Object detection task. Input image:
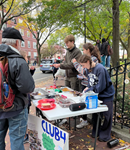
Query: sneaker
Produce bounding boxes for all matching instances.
[59,119,67,126]
[76,119,88,129]
[23,134,29,144]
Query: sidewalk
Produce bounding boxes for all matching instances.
[5,77,130,150]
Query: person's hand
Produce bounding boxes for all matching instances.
[83,87,88,93]
[30,66,35,70]
[53,64,60,68]
[71,58,77,63]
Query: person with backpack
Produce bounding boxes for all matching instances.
[0,27,35,150]
[100,38,108,66]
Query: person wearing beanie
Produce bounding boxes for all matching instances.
[0,27,35,150]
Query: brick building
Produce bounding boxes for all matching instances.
[0,17,37,63]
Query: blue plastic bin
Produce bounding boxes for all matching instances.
[85,92,98,109]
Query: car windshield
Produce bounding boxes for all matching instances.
[42,60,53,64]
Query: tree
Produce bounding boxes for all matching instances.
[47,27,72,48]
[119,0,130,61]
[0,0,39,30]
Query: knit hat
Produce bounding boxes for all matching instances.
[2,27,24,41]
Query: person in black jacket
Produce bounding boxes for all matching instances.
[0,27,35,150]
[19,50,36,143]
[100,38,108,66]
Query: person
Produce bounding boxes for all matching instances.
[52,59,59,80]
[100,38,108,66]
[53,34,82,91]
[19,50,36,143]
[0,27,35,150]
[106,41,111,68]
[95,39,101,53]
[33,59,37,66]
[53,34,82,125]
[72,43,101,128]
[73,54,115,142]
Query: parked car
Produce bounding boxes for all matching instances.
[40,59,62,73]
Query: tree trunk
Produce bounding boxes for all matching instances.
[112,0,120,66]
[127,12,130,62]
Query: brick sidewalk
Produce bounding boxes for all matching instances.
[5,77,130,150]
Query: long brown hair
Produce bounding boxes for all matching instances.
[83,43,101,63]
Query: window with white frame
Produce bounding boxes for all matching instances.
[28,41,31,48]
[33,52,37,58]
[21,41,25,47]
[33,42,36,49]
[19,19,23,23]
[28,52,31,56]
[32,34,35,39]
[19,29,24,36]
[27,31,30,37]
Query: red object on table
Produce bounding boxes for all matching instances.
[61,95,67,99]
[37,103,56,110]
[50,85,57,89]
[37,99,56,110]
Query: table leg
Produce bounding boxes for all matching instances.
[57,120,59,127]
[69,118,70,130]
[74,117,76,131]
[94,113,100,150]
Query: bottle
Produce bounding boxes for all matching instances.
[3,82,9,98]
[107,139,119,148]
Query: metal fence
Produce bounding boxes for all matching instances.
[108,60,130,129]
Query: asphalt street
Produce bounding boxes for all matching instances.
[33,67,53,84]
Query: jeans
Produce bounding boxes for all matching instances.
[101,55,106,66]
[106,56,111,67]
[0,108,28,150]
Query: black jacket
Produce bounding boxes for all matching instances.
[0,44,35,111]
[100,38,108,55]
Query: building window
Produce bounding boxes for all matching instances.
[28,52,31,56]
[33,42,36,49]
[19,29,24,36]
[27,31,30,37]
[12,18,17,24]
[21,41,25,47]
[32,34,35,39]
[19,19,23,23]
[33,52,37,58]
[28,41,31,48]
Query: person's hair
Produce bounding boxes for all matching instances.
[83,43,101,63]
[2,38,17,45]
[19,50,27,59]
[64,34,75,43]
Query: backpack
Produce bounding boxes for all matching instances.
[107,45,113,56]
[0,55,24,111]
[0,58,15,111]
